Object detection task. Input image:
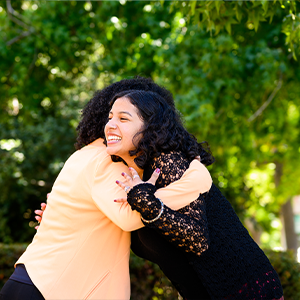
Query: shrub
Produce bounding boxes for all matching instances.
[0,243,28,288]
[130,252,179,300]
[265,249,300,300]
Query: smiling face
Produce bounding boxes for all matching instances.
[105,96,144,166]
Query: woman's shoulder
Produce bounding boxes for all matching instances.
[151,151,189,168]
[146,151,190,187]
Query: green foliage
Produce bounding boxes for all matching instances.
[0,0,300,248]
[0,0,97,242]
[148,12,300,231]
[171,1,300,59]
[265,249,300,300]
[130,252,179,300]
[0,115,77,243]
[0,243,27,287]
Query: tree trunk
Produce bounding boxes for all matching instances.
[244,218,262,246]
[281,198,298,255]
[274,162,298,254]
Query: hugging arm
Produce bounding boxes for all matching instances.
[127,152,210,256]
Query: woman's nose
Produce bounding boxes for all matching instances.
[107,119,117,129]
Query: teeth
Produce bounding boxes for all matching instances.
[107,136,121,141]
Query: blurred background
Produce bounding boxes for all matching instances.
[1,0,300,298]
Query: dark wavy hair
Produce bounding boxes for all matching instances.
[75,76,175,149]
[108,90,214,168]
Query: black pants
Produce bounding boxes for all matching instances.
[0,279,44,300]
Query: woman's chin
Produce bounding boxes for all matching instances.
[105,147,116,156]
[106,148,124,161]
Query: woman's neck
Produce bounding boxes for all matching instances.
[126,159,144,178]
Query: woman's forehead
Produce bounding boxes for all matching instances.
[110,97,138,114]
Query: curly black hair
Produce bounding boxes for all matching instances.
[76,76,214,166]
[108,90,214,168]
[75,76,175,150]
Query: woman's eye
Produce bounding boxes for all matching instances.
[120,118,128,121]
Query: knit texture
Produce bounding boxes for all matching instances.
[129,152,283,300]
[127,152,209,256]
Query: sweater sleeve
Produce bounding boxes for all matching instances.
[127,152,210,256]
[154,159,212,210]
[91,155,144,232]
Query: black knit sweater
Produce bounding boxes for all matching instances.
[128,152,283,300]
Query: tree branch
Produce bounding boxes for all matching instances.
[6,0,31,30]
[5,0,36,46]
[6,30,33,46]
[6,0,19,16]
[248,76,283,122]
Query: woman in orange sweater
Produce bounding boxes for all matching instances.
[0,77,209,300]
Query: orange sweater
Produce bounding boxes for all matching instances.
[16,138,211,300]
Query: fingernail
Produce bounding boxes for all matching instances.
[129,167,132,170]
[114,200,117,202]
[116,180,119,184]
[121,172,125,176]
[155,168,160,173]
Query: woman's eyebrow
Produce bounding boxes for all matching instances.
[118,111,133,117]
[109,110,133,117]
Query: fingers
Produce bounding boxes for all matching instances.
[116,168,144,194]
[35,209,44,217]
[35,216,42,223]
[128,167,143,184]
[35,209,43,230]
[116,179,131,193]
[35,204,45,222]
[128,167,139,179]
[35,197,48,231]
[147,168,160,185]
[114,198,127,203]
[121,171,134,184]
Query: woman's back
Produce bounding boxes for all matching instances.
[134,152,283,300]
[15,140,135,300]
[191,184,283,299]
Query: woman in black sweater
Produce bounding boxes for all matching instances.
[109,89,284,300]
